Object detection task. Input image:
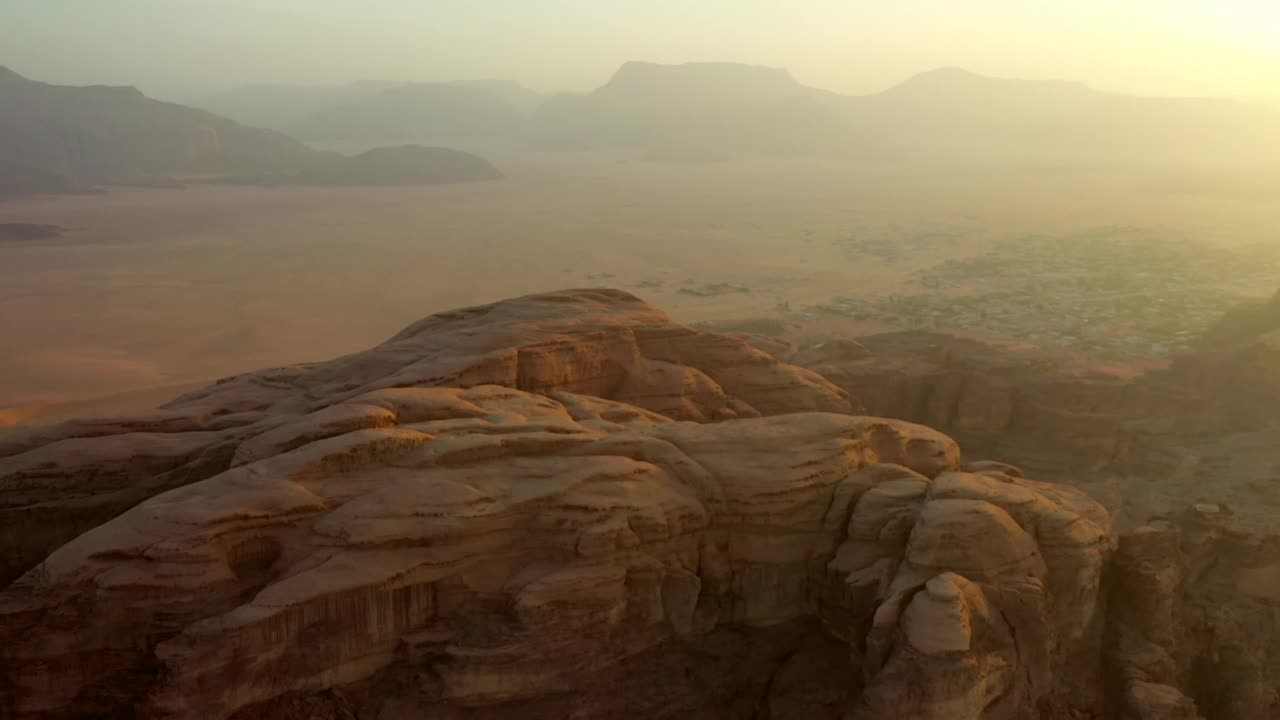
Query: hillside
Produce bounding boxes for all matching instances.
[195,80,403,129]
[293,145,504,185]
[0,68,504,196]
[526,62,1280,166]
[158,61,1280,166]
[841,67,1280,166]
[458,78,545,113]
[528,61,842,151]
[1200,288,1280,347]
[285,82,528,143]
[0,66,315,195]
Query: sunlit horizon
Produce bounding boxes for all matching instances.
[3,0,1279,103]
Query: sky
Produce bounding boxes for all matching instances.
[3,0,1279,103]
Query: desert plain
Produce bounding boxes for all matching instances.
[3,153,1279,424]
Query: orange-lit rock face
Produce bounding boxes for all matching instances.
[0,289,852,587]
[2,383,1113,720]
[1,289,1276,720]
[2,384,964,719]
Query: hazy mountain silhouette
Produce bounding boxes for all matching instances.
[196,80,403,129]
[593,61,821,109]
[226,145,504,187]
[7,61,1276,189]
[0,66,316,195]
[0,68,504,196]
[457,79,545,114]
[526,61,1280,166]
[528,61,839,151]
[840,67,1280,166]
[199,79,544,133]
[285,83,528,144]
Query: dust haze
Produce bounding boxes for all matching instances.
[3,48,1279,414]
[4,4,1280,720]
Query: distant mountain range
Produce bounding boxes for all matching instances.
[0,67,503,196]
[196,80,404,130]
[284,83,528,143]
[193,61,1279,167]
[530,62,1280,166]
[528,62,838,152]
[197,79,546,133]
[5,60,1279,197]
[835,67,1280,166]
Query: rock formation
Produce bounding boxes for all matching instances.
[1108,504,1280,720]
[0,289,850,586]
[0,289,1276,719]
[768,326,1280,531]
[1198,289,1280,349]
[1164,290,1280,428]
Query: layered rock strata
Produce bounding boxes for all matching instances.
[1,289,1276,719]
[0,289,850,585]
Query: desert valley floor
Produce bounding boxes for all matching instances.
[2,155,1279,421]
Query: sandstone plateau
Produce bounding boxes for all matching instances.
[1,289,1277,719]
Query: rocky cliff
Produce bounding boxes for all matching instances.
[0,289,1275,719]
[751,324,1280,531]
[0,289,851,587]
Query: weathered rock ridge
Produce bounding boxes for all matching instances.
[750,325,1280,531]
[0,288,850,585]
[0,289,1276,719]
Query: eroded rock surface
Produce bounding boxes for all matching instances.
[788,330,1151,470]
[1,289,1276,720]
[1109,504,1280,720]
[3,382,1122,720]
[770,326,1280,532]
[0,289,850,585]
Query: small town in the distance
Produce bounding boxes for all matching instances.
[2,4,1280,719]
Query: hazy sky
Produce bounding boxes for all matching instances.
[3,1,1279,102]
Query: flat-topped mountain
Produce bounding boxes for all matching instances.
[529,61,840,151]
[0,68,503,195]
[876,66,1095,103]
[594,61,818,108]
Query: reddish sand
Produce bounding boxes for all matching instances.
[2,155,1277,418]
